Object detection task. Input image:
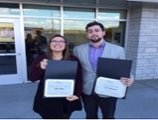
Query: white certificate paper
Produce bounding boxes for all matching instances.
[94,77,126,98]
[44,79,74,97]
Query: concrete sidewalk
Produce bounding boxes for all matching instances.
[0,79,158,119]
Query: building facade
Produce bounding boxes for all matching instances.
[0,0,158,85]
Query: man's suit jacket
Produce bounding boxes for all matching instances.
[73,42,128,95]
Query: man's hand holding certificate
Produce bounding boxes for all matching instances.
[120,77,134,87]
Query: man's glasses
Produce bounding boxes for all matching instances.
[50,40,66,45]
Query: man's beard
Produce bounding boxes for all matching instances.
[90,37,102,43]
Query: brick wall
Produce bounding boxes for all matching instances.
[127,3,158,80]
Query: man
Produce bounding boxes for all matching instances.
[73,21,134,119]
[34,30,47,54]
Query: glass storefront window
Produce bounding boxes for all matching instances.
[0,56,17,75]
[64,20,91,53]
[0,3,20,15]
[99,21,126,47]
[64,7,95,19]
[98,9,127,19]
[23,4,60,17]
[24,18,60,73]
[24,18,60,42]
[0,20,15,53]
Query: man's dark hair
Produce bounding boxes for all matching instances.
[85,21,105,31]
[36,30,41,35]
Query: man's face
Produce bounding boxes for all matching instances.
[87,25,105,43]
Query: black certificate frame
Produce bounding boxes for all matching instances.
[43,60,78,98]
[93,57,132,98]
[97,57,132,79]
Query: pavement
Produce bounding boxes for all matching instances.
[0,79,158,119]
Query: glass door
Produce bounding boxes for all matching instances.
[0,18,24,85]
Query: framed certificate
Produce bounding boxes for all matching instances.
[44,79,74,98]
[94,77,126,98]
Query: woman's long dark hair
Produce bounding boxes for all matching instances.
[46,34,70,60]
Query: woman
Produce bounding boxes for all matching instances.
[25,33,34,64]
[25,33,33,44]
[29,34,82,119]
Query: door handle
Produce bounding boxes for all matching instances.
[0,54,5,56]
[0,53,20,56]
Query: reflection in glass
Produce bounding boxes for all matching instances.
[64,7,95,19]
[23,4,60,17]
[24,18,60,41]
[99,21,126,47]
[64,20,91,53]
[0,22,15,53]
[0,56,17,75]
[98,9,127,19]
[0,3,20,15]
[24,18,60,74]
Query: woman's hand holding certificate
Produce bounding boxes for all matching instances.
[66,95,79,101]
[40,59,48,69]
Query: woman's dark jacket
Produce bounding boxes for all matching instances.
[29,55,82,118]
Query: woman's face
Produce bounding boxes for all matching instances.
[50,36,66,52]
